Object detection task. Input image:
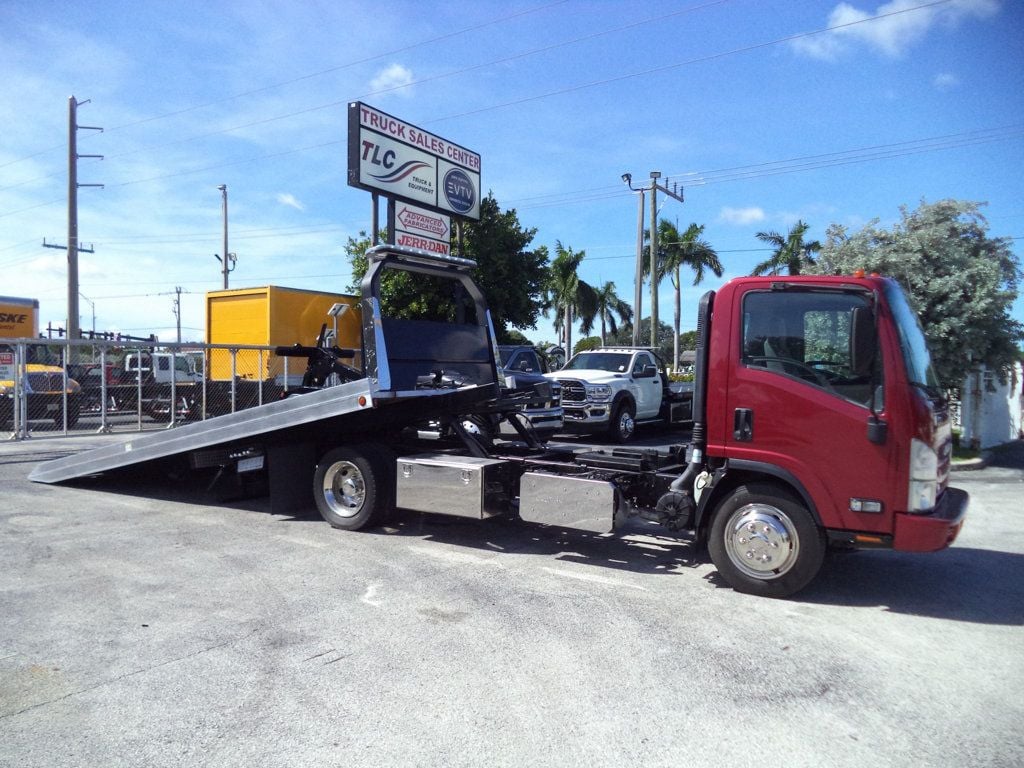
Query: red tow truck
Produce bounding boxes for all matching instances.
[30,247,966,598]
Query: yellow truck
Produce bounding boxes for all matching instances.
[0,296,39,340]
[205,286,361,384]
[1,297,82,429]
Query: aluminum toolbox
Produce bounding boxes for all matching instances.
[396,453,513,519]
[518,471,617,533]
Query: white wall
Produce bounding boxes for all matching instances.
[960,362,1023,449]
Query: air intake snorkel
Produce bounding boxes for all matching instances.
[670,289,713,494]
[654,290,713,529]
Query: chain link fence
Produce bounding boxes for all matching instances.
[1,338,317,440]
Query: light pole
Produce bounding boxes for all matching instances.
[79,291,95,337]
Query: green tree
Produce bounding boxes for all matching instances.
[810,199,1022,386]
[345,194,549,342]
[657,220,722,369]
[460,194,549,339]
[542,241,597,355]
[753,220,820,276]
[574,336,603,354]
[609,317,674,362]
[594,281,632,346]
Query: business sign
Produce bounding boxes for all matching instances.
[0,351,14,382]
[348,102,481,220]
[393,203,451,256]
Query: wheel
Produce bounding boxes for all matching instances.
[53,402,80,427]
[313,444,393,530]
[609,400,636,443]
[708,482,825,598]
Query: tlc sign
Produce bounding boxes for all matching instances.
[347,101,481,220]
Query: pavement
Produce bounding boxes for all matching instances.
[1,432,1022,768]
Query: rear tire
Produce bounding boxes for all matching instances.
[313,444,394,530]
[708,482,825,598]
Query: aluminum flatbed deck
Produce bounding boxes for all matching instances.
[28,379,379,484]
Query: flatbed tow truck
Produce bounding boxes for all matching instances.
[30,243,967,597]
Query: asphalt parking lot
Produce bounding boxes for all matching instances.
[1,432,1022,768]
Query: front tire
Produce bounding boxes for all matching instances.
[609,400,636,443]
[708,482,825,598]
[313,444,394,530]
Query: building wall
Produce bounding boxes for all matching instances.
[960,362,1023,449]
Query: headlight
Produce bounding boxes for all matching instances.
[908,438,938,512]
[585,384,613,402]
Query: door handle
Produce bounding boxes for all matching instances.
[734,408,753,441]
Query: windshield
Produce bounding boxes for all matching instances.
[883,280,942,389]
[563,352,632,373]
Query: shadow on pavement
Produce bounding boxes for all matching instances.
[50,448,1024,622]
[790,546,1024,626]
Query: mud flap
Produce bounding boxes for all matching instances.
[267,441,316,515]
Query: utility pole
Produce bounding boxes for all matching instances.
[214,184,236,289]
[65,96,103,347]
[621,174,646,347]
[172,286,183,343]
[622,170,683,348]
[649,171,660,348]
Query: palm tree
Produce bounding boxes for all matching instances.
[752,220,821,276]
[542,241,597,356]
[594,281,633,346]
[657,220,722,370]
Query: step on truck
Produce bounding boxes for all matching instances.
[29,245,967,598]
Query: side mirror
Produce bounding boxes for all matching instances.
[637,365,658,379]
[867,415,888,445]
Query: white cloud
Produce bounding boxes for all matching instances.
[792,0,1001,60]
[933,72,960,90]
[718,206,766,226]
[369,63,415,97]
[276,193,305,211]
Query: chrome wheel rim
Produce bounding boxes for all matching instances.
[618,410,635,439]
[322,460,365,517]
[723,503,799,579]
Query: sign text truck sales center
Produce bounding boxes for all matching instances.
[348,102,482,239]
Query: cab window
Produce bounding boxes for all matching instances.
[632,353,654,376]
[741,290,878,407]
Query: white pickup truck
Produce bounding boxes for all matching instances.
[546,346,692,442]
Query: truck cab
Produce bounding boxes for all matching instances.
[693,274,966,595]
[548,347,685,442]
[496,344,563,438]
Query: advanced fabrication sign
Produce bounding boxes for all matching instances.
[348,102,481,220]
[393,203,451,256]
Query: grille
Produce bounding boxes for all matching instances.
[27,373,64,393]
[557,379,587,403]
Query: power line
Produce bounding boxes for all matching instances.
[0,0,572,171]
[97,1,729,174]
[103,0,574,134]
[0,0,964,203]
[510,124,1024,210]
[429,0,958,124]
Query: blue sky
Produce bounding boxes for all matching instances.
[2,0,1022,347]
